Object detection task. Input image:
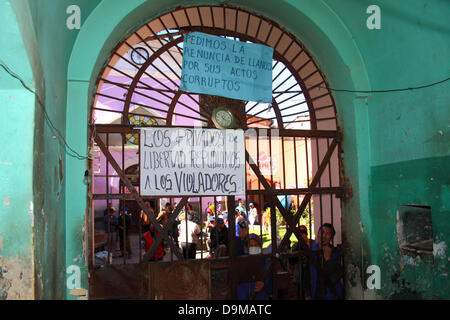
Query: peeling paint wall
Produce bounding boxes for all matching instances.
[372,157,450,299]
[0,0,36,300]
[0,257,33,300]
[6,0,100,299]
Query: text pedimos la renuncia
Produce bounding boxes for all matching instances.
[184,34,272,71]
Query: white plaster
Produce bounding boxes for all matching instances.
[0,256,33,299]
[433,241,447,258]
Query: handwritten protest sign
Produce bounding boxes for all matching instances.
[140,127,246,196]
[180,32,273,103]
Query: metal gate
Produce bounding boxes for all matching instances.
[87,5,345,300]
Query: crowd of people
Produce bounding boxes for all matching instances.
[102,198,343,300]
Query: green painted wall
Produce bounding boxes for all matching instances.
[1,0,448,299]
[0,0,35,299]
[372,156,450,299]
[26,0,100,300]
[25,0,100,300]
[3,0,101,299]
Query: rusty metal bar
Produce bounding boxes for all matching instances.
[99,78,175,93]
[214,195,218,258]
[199,196,203,260]
[137,136,142,263]
[316,138,324,248]
[86,187,340,199]
[184,202,188,259]
[93,193,139,200]
[122,132,126,265]
[89,137,95,269]
[278,100,308,114]
[293,137,299,231]
[257,128,263,245]
[227,195,237,299]
[327,138,335,246]
[91,124,338,138]
[106,133,110,265]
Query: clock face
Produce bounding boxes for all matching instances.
[215,109,233,128]
[130,47,149,65]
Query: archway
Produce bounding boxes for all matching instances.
[88,5,342,300]
[65,0,370,300]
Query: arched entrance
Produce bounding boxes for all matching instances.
[87,5,344,300]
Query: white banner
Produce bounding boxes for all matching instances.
[139,128,246,196]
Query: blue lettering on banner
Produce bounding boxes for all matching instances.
[179,32,273,103]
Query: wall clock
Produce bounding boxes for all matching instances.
[211,106,236,129]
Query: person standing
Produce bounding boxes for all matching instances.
[288,225,313,299]
[235,209,246,237]
[143,221,164,261]
[263,206,271,233]
[103,202,113,217]
[157,202,171,227]
[118,208,132,259]
[104,207,119,261]
[209,216,229,258]
[205,202,212,217]
[308,223,344,300]
[236,199,246,218]
[140,201,155,234]
[236,234,272,300]
[248,203,258,226]
[178,212,202,259]
[234,220,249,256]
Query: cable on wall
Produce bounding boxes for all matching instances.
[321,77,450,94]
[0,59,89,161]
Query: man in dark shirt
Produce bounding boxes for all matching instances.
[103,202,113,217]
[104,207,118,255]
[235,220,249,256]
[309,223,344,300]
[288,225,313,299]
[118,208,132,259]
[236,233,272,300]
[209,217,229,257]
